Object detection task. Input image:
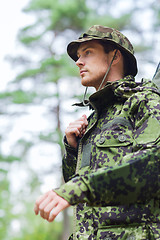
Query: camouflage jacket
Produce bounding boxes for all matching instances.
[55,76,160,240]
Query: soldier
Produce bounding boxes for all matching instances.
[34,25,160,239]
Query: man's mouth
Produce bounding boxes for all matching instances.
[80,70,87,76]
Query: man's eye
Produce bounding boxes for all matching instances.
[85,50,90,55]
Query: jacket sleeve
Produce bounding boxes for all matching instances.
[55,90,160,206]
[55,146,160,206]
[62,136,78,182]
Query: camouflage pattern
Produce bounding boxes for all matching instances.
[67,25,138,76]
[153,62,160,91]
[55,76,160,239]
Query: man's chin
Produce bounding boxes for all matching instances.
[81,79,92,87]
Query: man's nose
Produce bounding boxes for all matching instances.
[76,57,84,67]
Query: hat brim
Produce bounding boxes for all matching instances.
[67,37,138,76]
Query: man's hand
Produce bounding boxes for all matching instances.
[34,190,70,222]
[65,114,88,149]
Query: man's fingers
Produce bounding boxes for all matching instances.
[82,114,88,125]
[66,115,88,135]
[48,202,68,222]
[34,192,49,215]
[34,191,71,222]
[39,195,52,211]
[65,115,88,148]
[39,196,54,219]
[34,206,39,215]
[43,200,58,220]
[67,122,87,134]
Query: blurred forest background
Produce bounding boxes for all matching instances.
[0,0,160,239]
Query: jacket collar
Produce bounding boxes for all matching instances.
[73,75,135,110]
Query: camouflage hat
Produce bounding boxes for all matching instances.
[67,25,138,76]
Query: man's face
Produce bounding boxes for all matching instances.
[76,40,113,90]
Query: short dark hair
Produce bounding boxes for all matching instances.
[98,40,129,77]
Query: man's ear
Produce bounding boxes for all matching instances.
[112,49,121,65]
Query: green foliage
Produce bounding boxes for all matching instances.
[20,34,42,45]
[0,177,12,240]
[49,0,90,31]
[134,45,152,53]
[11,204,64,240]
[15,69,42,81]
[15,55,78,84]
[24,0,56,11]
[0,90,37,104]
[18,20,46,46]
[0,154,21,162]
[85,13,132,30]
[39,132,56,142]
[24,0,89,30]
[38,129,65,152]
[17,221,63,240]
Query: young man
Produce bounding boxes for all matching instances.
[34,25,160,240]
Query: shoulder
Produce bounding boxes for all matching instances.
[122,80,160,118]
[129,79,160,102]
